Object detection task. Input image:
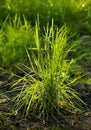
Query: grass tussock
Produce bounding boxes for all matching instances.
[11,22,86,120]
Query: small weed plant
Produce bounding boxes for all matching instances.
[11,22,85,120]
[0,14,34,67]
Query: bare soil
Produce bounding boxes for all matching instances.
[0,69,91,130]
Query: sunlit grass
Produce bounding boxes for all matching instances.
[11,22,86,121]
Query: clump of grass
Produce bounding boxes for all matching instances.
[11,22,85,121]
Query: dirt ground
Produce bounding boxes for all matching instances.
[0,69,91,130]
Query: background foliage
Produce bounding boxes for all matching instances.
[0,0,91,34]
